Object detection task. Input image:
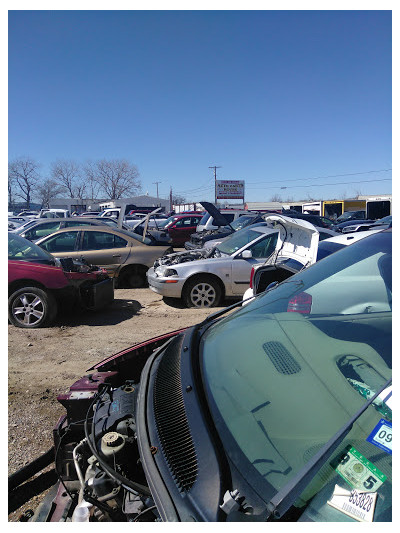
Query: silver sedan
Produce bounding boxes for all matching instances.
[147,225,281,307]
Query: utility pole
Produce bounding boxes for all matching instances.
[153,181,161,200]
[209,166,221,205]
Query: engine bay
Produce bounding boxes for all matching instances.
[51,373,157,522]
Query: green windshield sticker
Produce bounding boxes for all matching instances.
[335,446,386,492]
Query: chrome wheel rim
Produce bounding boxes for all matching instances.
[12,292,45,326]
[190,282,216,307]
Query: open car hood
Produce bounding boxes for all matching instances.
[200,201,231,227]
[263,214,319,266]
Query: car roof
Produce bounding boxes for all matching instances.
[321,229,383,245]
[36,225,133,238]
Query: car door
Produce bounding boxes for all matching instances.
[78,230,131,277]
[230,233,279,295]
[168,217,198,246]
[38,230,81,258]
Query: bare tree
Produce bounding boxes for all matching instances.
[269,194,282,202]
[306,193,318,201]
[51,159,81,198]
[90,159,141,199]
[74,180,87,200]
[83,160,102,201]
[8,157,41,208]
[8,175,15,208]
[172,193,186,204]
[36,179,65,208]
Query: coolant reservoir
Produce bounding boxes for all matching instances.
[72,501,92,522]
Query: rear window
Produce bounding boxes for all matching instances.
[316,241,345,261]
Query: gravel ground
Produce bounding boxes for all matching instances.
[8,286,231,521]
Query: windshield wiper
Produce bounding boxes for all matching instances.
[265,377,392,520]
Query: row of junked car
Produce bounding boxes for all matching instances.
[17,220,391,522]
[8,203,391,327]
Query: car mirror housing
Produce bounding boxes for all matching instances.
[241,250,252,259]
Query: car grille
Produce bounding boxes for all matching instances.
[263,341,301,375]
[153,337,198,492]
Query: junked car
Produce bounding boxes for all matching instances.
[35,226,173,288]
[243,229,385,302]
[8,233,114,328]
[342,215,392,234]
[185,202,266,250]
[138,213,204,247]
[147,215,319,307]
[31,229,391,522]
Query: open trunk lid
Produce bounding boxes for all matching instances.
[263,214,319,266]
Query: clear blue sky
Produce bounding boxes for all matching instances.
[8,9,392,204]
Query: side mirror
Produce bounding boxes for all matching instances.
[266,281,279,291]
[241,250,253,259]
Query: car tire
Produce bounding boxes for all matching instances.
[8,287,57,328]
[183,276,222,308]
[118,266,148,288]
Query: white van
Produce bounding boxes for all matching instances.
[39,209,71,218]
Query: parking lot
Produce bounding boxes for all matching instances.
[8,287,227,521]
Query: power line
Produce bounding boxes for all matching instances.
[246,168,392,186]
[246,177,392,190]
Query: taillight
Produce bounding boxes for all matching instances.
[249,266,255,289]
[287,292,312,314]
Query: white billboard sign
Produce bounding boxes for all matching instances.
[216,180,245,200]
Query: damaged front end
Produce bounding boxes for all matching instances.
[31,329,187,522]
[59,258,114,310]
[154,248,216,268]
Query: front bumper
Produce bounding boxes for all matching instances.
[82,277,114,310]
[146,268,184,298]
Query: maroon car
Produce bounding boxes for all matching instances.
[160,213,203,247]
[8,233,114,328]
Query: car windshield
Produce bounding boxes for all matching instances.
[8,233,56,263]
[373,215,392,225]
[200,231,391,518]
[337,211,358,222]
[216,227,272,255]
[161,216,180,229]
[13,219,38,233]
[230,215,256,231]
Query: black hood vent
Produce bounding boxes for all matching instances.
[153,337,198,492]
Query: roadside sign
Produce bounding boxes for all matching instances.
[216,180,245,200]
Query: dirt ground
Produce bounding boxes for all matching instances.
[8,287,231,521]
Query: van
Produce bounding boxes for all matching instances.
[39,209,71,218]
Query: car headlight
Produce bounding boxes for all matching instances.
[155,266,178,277]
